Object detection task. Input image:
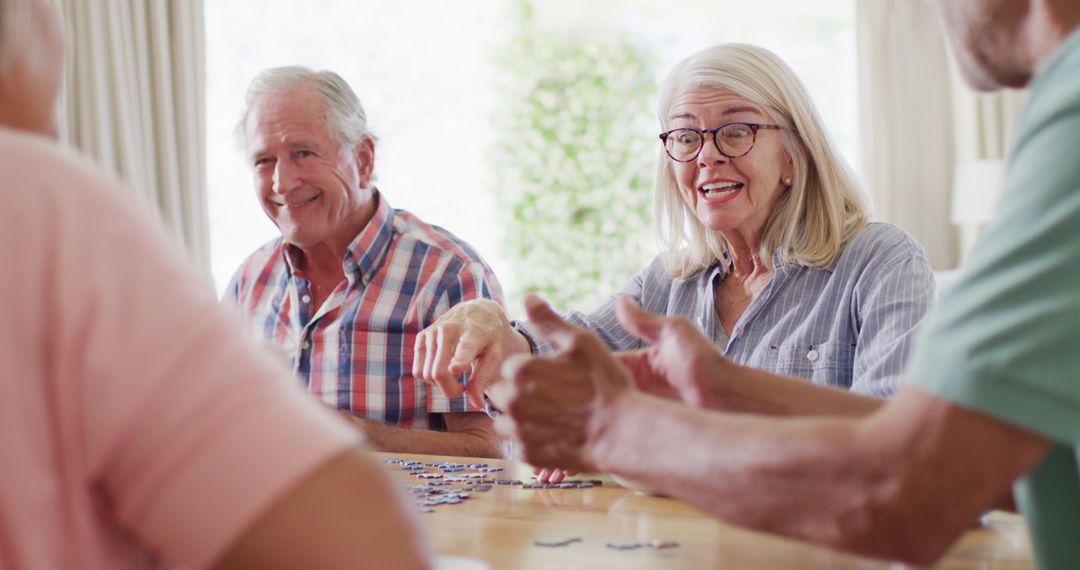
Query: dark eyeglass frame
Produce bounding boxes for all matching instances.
[659,122,784,162]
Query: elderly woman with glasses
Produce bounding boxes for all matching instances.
[414,43,934,479]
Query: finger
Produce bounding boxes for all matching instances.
[465,377,484,409]
[614,295,665,344]
[498,352,535,386]
[465,349,501,408]
[500,354,592,411]
[426,332,464,399]
[536,467,566,484]
[499,422,580,473]
[422,330,436,380]
[412,331,428,381]
[523,294,586,352]
[512,429,589,474]
[450,329,490,376]
[487,373,516,412]
[431,326,463,384]
[614,349,649,375]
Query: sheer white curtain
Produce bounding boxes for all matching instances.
[952,87,1027,162]
[856,0,958,269]
[55,0,209,274]
[950,75,1027,257]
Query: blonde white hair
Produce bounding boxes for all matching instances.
[655,43,869,278]
[235,66,375,152]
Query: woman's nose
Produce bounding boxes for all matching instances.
[697,133,728,166]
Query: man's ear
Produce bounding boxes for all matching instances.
[355,137,376,187]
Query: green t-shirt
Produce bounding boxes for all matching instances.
[907,28,1080,568]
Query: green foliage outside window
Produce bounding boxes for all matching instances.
[491,0,660,316]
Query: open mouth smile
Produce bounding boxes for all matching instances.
[698,181,744,201]
[275,194,320,209]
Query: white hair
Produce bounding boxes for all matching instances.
[655,43,869,279]
[235,66,375,151]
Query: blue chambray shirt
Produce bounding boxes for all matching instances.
[518,223,935,398]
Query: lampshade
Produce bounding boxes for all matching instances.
[951,159,1005,225]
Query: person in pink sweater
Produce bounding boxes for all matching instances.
[0,1,430,567]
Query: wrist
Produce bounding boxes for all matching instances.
[584,389,647,473]
[504,324,533,355]
[692,351,737,410]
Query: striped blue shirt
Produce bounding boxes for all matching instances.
[519,223,935,397]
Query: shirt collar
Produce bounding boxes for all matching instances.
[282,189,396,285]
[344,189,395,284]
[708,247,828,280]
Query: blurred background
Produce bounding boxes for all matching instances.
[54,0,1025,316]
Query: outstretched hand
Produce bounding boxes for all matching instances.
[412,299,516,407]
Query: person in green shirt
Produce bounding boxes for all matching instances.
[485,0,1080,566]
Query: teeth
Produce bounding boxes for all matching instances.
[701,182,741,194]
[284,195,318,208]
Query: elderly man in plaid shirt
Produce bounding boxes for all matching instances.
[227,66,505,458]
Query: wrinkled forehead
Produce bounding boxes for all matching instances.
[666,85,768,125]
[246,89,331,138]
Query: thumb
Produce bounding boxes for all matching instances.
[614,295,664,344]
[465,349,500,408]
[615,349,649,375]
[523,294,578,350]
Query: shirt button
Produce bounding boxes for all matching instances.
[302,341,311,350]
[806,349,819,362]
[301,295,311,304]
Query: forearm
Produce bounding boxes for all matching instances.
[591,393,894,551]
[347,414,507,458]
[587,388,1047,564]
[701,362,885,417]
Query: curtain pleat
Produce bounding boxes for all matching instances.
[56,0,209,276]
[857,0,1027,269]
[856,0,958,269]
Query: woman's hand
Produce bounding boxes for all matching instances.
[613,296,730,409]
[534,466,577,484]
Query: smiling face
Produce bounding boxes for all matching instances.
[666,85,792,240]
[245,84,376,252]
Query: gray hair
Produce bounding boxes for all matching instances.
[654,43,869,279]
[235,66,375,151]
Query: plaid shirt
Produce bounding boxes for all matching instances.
[226,192,504,428]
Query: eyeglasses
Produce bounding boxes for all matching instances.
[659,122,783,162]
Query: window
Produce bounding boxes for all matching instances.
[206,0,854,314]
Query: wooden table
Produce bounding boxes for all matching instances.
[377,452,1034,569]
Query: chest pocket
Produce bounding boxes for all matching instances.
[767,340,855,388]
